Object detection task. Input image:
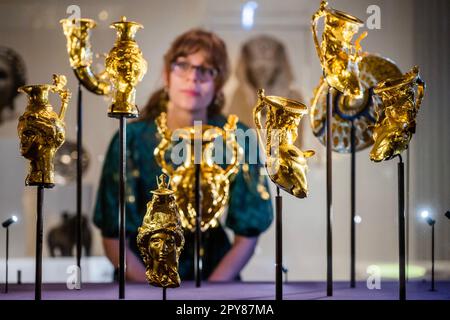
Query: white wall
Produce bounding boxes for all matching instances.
[0,0,446,282]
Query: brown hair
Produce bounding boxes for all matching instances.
[140,29,230,121]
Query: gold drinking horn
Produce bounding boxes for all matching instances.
[253,88,315,198]
[60,18,111,95]
[311,0,367,98]
[370,66,425,162]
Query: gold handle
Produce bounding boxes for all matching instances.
[223,115,242,180]
[154,112,175,176]
[51,74,71,121]
[311,1,328,69]
[415,75,425,112]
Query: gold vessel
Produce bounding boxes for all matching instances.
[137,174,185,288]
[60,18,111,95]
[17,75,70,187]
[154,112,242,232]
[370,66,425,162]
[310,54,402,153]
[253,89,314,198]
[105,16,147,118]
[312,0,367,98]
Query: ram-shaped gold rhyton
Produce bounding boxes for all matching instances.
[253,89,314,198]
[370,66,425,162]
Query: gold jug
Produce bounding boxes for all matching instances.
[312,0,367,98]
[17,75,70,188]
[370,66,425,162]
[253,89,315,198]
[105,16,148,118]
[154,112,242,232]
[137,174,185,288]
[60,18,111,95]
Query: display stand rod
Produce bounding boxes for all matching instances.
[35,185,44,300]
[119,116,127,299]
[350,120,356,288]
[431,223,435,291]
[76,82,83,285]
[5,227,9,293]
[195,162,202,287]
[397,154,406,300]
[163,287,167,300]
[326,86,333,297]
[275,187,283,301]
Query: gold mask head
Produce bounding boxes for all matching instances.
[370,66,425,162]
[17,75,70,187]
[137,174,185,288]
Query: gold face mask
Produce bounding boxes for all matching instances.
[370,66,425,162]
[137,174,185,288]
[312,0,367,98]
[154,112,242,232]
[17,75,70,187]
[253,89,315,198]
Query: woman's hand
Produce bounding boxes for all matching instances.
[207,235,258,282]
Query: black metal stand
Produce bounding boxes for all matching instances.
[275,187,283,301]
[163,287,167,300]
[36,185,44,300]
[17,270,21,285]
[397,154,406,300]
[76,82,83,287]
[194,163,202,287]
[4,227,9,293]
[350,120,356,288]
[326,87,333,296]
[118,116,127,299]
[431,223,435,291]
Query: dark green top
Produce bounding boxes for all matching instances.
[93,114,273,280]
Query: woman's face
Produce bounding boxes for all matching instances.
[165,50,216,114]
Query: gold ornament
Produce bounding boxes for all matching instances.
[154,112,242,232]
[105,16,147,118]
[370,66,425,162]
[310,54,402,153]
[253,89,315,198]
[137,174,185,288]
[60,18,111,95]
[17,74,70,187]
[312,0,367,98]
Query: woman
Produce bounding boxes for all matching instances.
[94,29,273,282]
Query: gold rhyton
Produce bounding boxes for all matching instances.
[312,0,367,98]
[60,18,111,95]
[154,112,242,232]
[17,75,70,188]
[105,16,148,118]
[370,66,425,162]
[137,174,185,288]
[253,89,315,198]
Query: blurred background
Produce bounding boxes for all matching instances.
[0,0,448,283]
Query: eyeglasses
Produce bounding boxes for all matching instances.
[171,61,218,82]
